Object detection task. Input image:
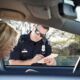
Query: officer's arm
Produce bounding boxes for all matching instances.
[9,54,44,65]
[9,59,35,65]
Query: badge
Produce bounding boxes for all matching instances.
[21,49,28,53]
[41,45,45,52]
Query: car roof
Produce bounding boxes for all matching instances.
[0,0,80,35]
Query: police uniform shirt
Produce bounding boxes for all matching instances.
[10,34,52,60]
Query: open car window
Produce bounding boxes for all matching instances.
[1,19,79,67]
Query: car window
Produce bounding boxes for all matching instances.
[1,19,79,67]
[64,0,80,22]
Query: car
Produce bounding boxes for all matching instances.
[0,0,80,80]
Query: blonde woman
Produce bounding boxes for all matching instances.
[0,21,20,70]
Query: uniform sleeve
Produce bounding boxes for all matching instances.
[9,35,24,60]
[44,40,52,57]
[10,34,28,60]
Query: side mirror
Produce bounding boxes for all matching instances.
[58,3,77,19]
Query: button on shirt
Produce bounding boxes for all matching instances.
[10,34,52,60]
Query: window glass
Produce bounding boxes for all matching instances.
[2,19,79,67]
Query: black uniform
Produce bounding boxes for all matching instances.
[10,33,52,61]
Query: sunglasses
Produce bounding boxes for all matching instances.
[35,28,46,38]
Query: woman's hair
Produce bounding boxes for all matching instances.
[0,21,19,58]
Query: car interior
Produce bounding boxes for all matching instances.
[0,0,80,80]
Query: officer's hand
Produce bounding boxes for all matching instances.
[44,58,56,66]
[32,54,44,63]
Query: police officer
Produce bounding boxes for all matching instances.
[9,25,54,66]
